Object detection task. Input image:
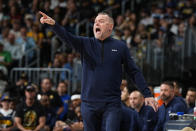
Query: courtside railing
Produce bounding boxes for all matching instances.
[10,68,73,95]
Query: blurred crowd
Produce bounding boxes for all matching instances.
[0,0,196,130]
[0,77,195,130]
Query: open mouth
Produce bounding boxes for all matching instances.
[96,28,101,33]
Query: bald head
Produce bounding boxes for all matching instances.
[132,90,143,96]
[129,90,144,112]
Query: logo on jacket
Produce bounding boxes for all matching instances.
[112,49,118,52]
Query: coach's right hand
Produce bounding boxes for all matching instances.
[39,11,55,25]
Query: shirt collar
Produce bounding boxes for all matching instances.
[96,36,112,43]
[164,97,175,108]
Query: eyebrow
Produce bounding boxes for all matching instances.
[95,18,106,22]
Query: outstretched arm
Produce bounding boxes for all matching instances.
[39,11,84,52]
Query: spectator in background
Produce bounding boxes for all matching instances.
[14,85,46,130]
[65,94,81,122]
[120,103,140,131]
[27,23,44,48]
[156,81,187,131]
[115,15,125,29]
[0,71,8,97]
[57,81,71,120]
[72,52,82,91]
[121,86,131,107]
[120,86,141,131]
[1,16,11,29]
[16,26,37,62]
[0,27,10,44]
[50,34,63,58]
[186,87,196,113]
[120,79,128,90]
[9,5,22,21]
[60,53,74,81]
[52,57,62,68]
[74,105,82,122]
[9,98,16,111]
[0,42,12,76]
[139,9,153,26]
[70,94,81,111]
[54,94,83,131]
[24,14,34,32]
[43,0,53,17]
[0,3,3,23]
[4,32,23,65]
[188,15,196,28]
[39,93,56,131]
[79,0,95,21]
[173,81,182,97]
[130,90,157,131]
[38,78,64,119]
[170,15,181,36]
[12,73,28,100]
[58,52,67,68]
[174,21,185,53]
[10,19,21,39]
[0,95,15,130]
[136,24,147,40]
[61,0,80,34]
[122,27,132,50]
[112,27,123,40]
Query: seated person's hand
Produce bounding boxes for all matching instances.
[43,125,50,131]
[54,120,71,131]
[70,122,84,131]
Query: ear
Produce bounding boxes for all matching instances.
[109,23,114,32]
[110,23,114,30]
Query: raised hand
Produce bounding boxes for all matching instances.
[39,11,55,25]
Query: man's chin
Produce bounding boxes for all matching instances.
[94,34,103,39]
[161,96,169,101]
[95,35,100,39]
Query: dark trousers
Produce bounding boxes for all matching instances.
[81,101,122,131]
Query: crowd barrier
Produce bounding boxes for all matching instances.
[10,68,73,95]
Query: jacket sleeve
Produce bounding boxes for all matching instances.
[123,44,152,97]
[50,23,85,53]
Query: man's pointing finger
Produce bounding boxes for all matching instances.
[39,11,47,18]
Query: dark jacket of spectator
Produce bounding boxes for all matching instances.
[138,104,158,131]
[120,103,141,131]
[155,97,187,131]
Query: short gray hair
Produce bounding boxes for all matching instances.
[98,12,114,25]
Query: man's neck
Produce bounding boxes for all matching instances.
[42,88,49,93]
[164,96,174,106]
[3,107,9,111]
[188,102,195,108]
[26,99,34,107]
[97,33,111,41]
[135,103,144,112]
